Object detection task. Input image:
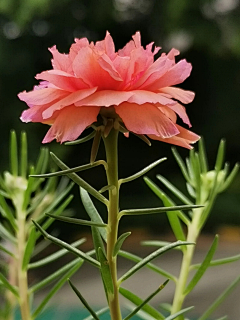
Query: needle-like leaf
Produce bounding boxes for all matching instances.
[123,280,169,320]
[50,153,108,205]
[68,279,100,320]
[113,232,131,257]
[28,239,86,269]
[32,220,100,268]
[80,188,107,242]
[119,158,166,186]
[197,275,240,320]
[120,286,165,320]
[118,241,194,283]
[45,213,107,228]
[184,235,219,295]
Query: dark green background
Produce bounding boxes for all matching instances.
[0,0,240,234]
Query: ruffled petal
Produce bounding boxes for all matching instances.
[97,53,123,81]
[18,88,69,106]
[160,103,191,127]
[75,90,133,107]
[20,104,49,123]
[49,46,73,74]
[132,54,173,89]
[42,87,98,118]
[72,47,121,89]
[95,31,116,60]
[148,125,200,149]
[146,59,192,90]
[115,102,179,137]
[127,90,176,106]
[42,105,100,143]
[36,70,89,91]
[159,87,195,104]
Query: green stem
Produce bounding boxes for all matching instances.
[16,207,31,320]
[171,208,202,319]
[103,129,122,320]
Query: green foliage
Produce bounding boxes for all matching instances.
[145,139,240,319]
[0,131,83,320]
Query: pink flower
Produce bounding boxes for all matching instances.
[18,32,199,148]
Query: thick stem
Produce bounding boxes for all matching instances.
[17,208,31,320]
[171,208,203,319]
[103,129,122,320]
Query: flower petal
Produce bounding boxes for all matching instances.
[20,104,49,123]
[18,88,69,106]
[159,87,195,104]
[148,125,200,149]
[160,103,191,127]
[49,45,73,73]
[42,105,100,143]
[127,90,176,106]
[146,59,192,90]
[115,102,179,137]
[72,47,121,89]
[95,31,116,60]
[75,90,133,107]
[36,70,90,91]
[42,87,98,119]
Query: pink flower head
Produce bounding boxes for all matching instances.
[18,31,200,148]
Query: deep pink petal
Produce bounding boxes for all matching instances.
[75,90,133,107]
[42,106,100,143]
[36,70,89,91]
[115,102,179,137]
[18,88,69,106]
[42,87,98,118]
[159,87,195,104]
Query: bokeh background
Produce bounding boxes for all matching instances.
[0,0,240,235]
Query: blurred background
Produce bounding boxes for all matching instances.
[0,0,240,235]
